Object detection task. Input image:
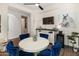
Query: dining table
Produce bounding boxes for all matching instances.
[19,37,49,56]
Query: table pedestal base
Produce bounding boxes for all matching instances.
[34,52,38,56]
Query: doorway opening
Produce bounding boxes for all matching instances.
[21,16,28,34]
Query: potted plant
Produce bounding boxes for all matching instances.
[67,32,79,52]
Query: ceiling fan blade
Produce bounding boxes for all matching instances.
[24,3,35,5]
[38,5,44,10]
[24,3,44,10]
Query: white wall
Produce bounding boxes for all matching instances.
[0,3,40,42]
[30,12,40,36]
[8,8,31,39]
[7,4,41,38]
[0,4,8,41]
[36,4,79,46]
[8,13,21,39]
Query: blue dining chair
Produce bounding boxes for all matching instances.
[6,40,19,56]
[40,33,49,39]
[37,37,62,56]
[19,33,30,40]
[52,39,62,56]
[6,40,34,56]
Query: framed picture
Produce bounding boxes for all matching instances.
[43,16,54,24]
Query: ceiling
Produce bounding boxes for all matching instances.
[19,3,55,11]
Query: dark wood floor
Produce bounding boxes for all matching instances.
[60,47,79,56]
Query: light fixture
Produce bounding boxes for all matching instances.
[35,3,39,6]
[24,3,44,10]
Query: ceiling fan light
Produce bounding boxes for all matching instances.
[35,3,39,6]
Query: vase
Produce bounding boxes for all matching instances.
[33,35,37,41]
[73,48,77,52]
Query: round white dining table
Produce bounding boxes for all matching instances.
[19,37,49,56]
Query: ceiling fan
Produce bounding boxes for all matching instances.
[24,3,44,10]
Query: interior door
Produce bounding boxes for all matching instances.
[8,13,21,39]
[21,16,28,34]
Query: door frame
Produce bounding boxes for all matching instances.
[21,16,28,34]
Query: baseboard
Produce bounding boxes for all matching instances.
[64,45,73,48]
